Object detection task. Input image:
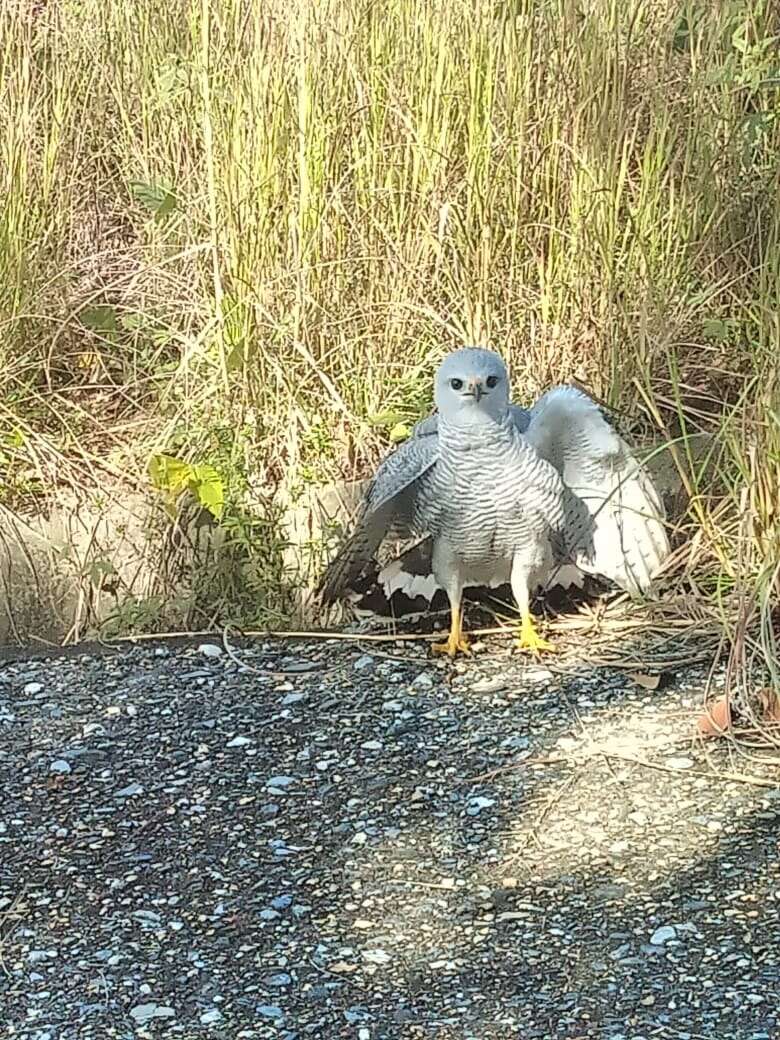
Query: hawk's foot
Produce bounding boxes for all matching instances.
[431,601,471,658]
[431,632,472,658]
[514,612,556,654]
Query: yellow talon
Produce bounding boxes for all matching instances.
[431,634,472,657]
[514,610,556,654]
[431,602,471,658]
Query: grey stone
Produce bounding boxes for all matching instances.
[200,1008,224,1024]
[466,796,495,816]
[258,1005,284,1018]
[282,692,306,705]
[266,973,292,988]
[650,926,677,946]
[130,1003,159,1025]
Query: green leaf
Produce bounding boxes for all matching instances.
[149,455,224,520]
[149,453,193,494]
[154,190,177,223]
[702,318,730,341]
[130,179,177,220]
[80,305,118,333]
[119,312,146,332]
[189,463,224,520]
[85,558,117,585]
[368,409,403,428]
[388,422,412,443]
[732,25,748,54]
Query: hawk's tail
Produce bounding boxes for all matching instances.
[316,518,382,605]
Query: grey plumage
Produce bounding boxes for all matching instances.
[523,385,669,595]
[318,347,669,655]
[316,411,439,604]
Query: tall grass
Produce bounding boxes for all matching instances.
[0,0,778,644]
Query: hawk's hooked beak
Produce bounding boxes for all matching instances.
[464,378,485,401]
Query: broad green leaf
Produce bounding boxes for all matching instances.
[154,190,177,223]
[368,409,403,428]
[702,318,729,341]
[80,305,118,333]
[389,422,412,443]
[189,463,224,520]
[149,453,193,494]
[130,179,177,220]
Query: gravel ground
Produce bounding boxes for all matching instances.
[1,634,779,1040]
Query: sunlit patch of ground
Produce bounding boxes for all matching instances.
[1,638,777,1039]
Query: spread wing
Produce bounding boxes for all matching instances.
[523,386,669,595]
[317,427,438,604]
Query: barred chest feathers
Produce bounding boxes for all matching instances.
[414,416,565,557]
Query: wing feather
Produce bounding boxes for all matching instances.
[523,386,669,594]
[317,431,438,604]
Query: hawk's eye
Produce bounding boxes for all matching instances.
[450,378,464,390]
[486,375,499,389]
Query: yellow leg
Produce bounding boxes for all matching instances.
[514,609,556,654]
[431,600,471,657]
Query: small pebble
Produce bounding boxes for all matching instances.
[650,926,677,946]
[200,1008,224,1025]
[282,692,306,705]
[471,676,507,695]
[411,672,434,689]
[466,796,495,816]
[524,667,554,683]
[226,736,252,748]
[130,1004,160,1025]
[258,1005,283,1019]
[266,973,292,988]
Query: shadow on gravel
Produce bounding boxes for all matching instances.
[0,634,777,1039]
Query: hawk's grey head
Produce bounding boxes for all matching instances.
[434,347,509,426]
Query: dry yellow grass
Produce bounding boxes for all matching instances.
[0,0,778,666]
